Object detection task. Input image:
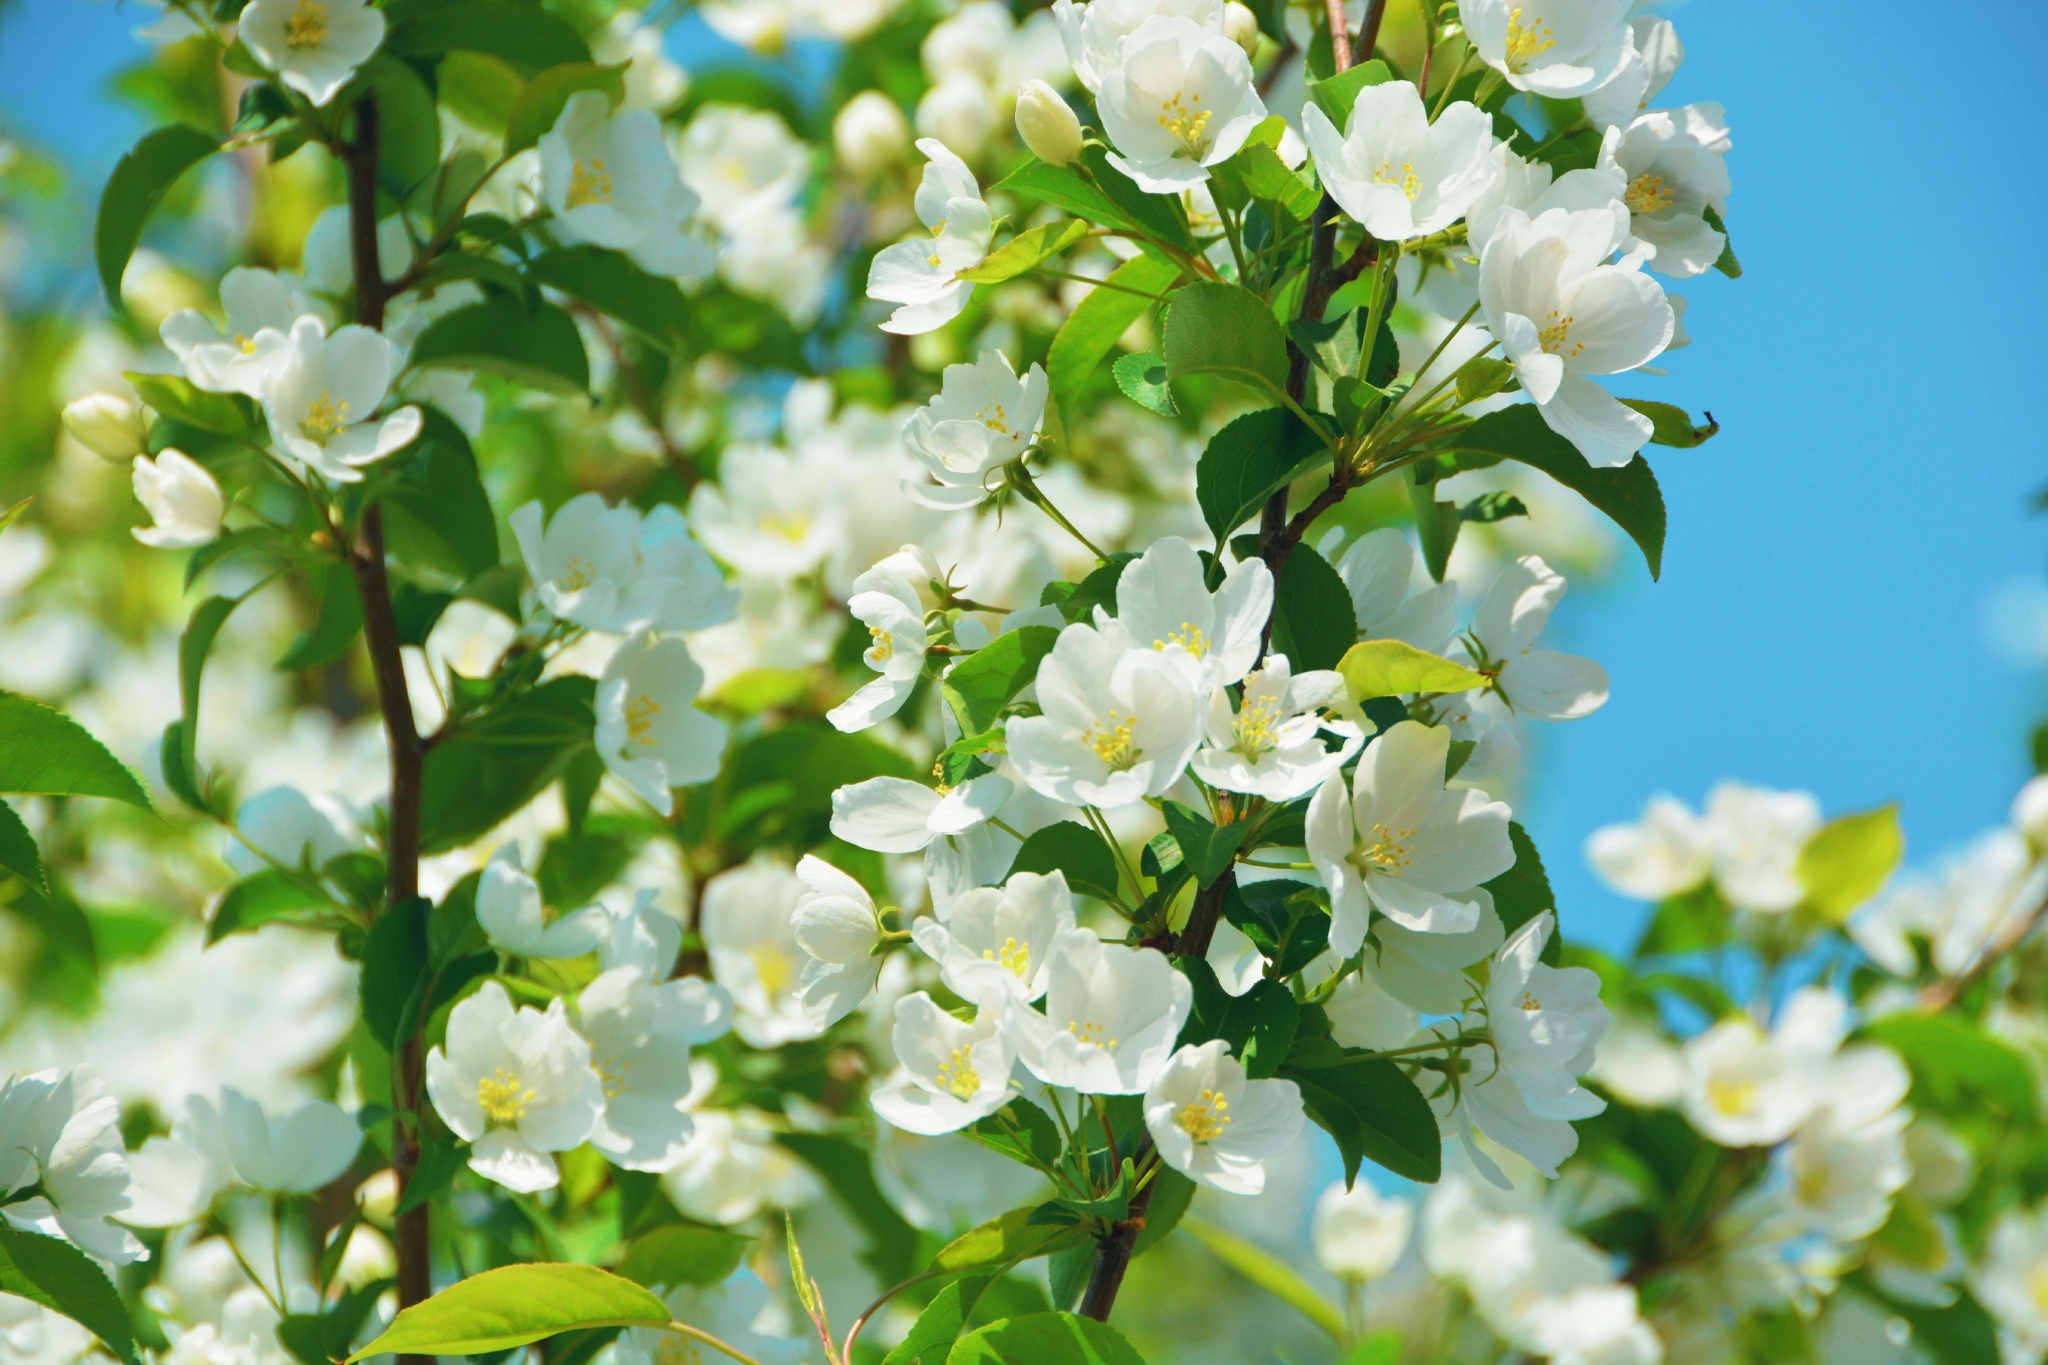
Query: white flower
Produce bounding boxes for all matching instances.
[1306,720,1516,955]
[916,75,998,159]
[1015,80,1084,167]
[1007,929,1191,1093]
[791,855,885,1028]
[586,888,688,978]
[829,772,1012,853]
[1485,912,1609,1121]
[1463,0,1634,98]
[0,1069,144,1263]
[1329,528,1458,653]
[210,1088,359,1195]
[1096,16,1266,194]
[1977,1203,2048,1361]
[1431,1034,1584,1183]
[1478,207,1674,468]
[61,393,149,461]
[688,443,845,580]
[866,139,993,336]
[677,106,809,233]
[574,968,732,1173]
[1190,655,1362,801]
[1586,793,1713,900]
[124,1097,232,1227]
[1581,15,1684,129]
[1005,617,1203,808]
[1321,961,1418,1051]
[1364,895,1504,1014]
[425,982,604,1193]
[1465,554,1609,721]
[2015,774,2048,851]
[159,267,306,397]
[1312,1180,1413,1281]
[912,869,1078,1005]
[1464,138,1630,265]
[475,850,605,959]
[1143,1040,1302,1195]
[903,351,1049,499]
[1302,82,1496,241]
[827,566,929,732]
[1588,1019,1685,1107]
[615,1275,809,1365]
[1702,781,1822,913]
[261,316,422,482]
[540,91,715,283]
[596,633,728,816]
[510,493,736,634]
[1786,1074,1910,1242]
[661,1100,820,1225]
[227,785,363,875]
[871,992,1018,1134]
[1115,535,1273,690]
[1207,916,1265,997]
[132,450,223,550]
[1613,110,1732,279]
[702,856,820,1047]
[1679,986,1845,1147]
[836,90,912,177]
[300,204,413,298]
[240,0,385,106]
[1053,0,1226,95]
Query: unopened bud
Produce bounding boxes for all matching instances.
[1014,80,1083,168]
[62,393,148,461]
[834,90,910,178]
[1225,1,1261,57]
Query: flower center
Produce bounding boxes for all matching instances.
[982,935,1030,980]
[1352,822,1417,873]
[976,403,1012,435]
[1085,711,1140,770]
[477,1069,534,1124]
[867,626,894,664]
[1157,91,1213,159]
[1706,1074,1757,1117]
[927,221,945,269]
[285,0,328,49]
[623,692,662,747]
[1794,1160,1832,1208]
[594,1055,631,1101]
[567,158,613,209]
[1537,311,1584,358]
[1519,990,1542,1011]
[1232,696,1282,757]
[1503,8,1556,70]
[557,557,598,592]
[935,1046,981,1099]
[1625,173,1674,215]
[1067,1020,1118,1051]
[752,945,793,997]
[300,390,350,440]
[1372,161,1421,201]
[2028,1266,2048,1316]
[1153,622,1208,657]
[235,333,258,355]
[760,511,811,543]
[1176,1088,1232,1143]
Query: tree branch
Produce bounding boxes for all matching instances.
[1078,1141,1158,1323]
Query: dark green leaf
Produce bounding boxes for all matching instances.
[1045,1249,1092,1315]
[387,1,592,72]
[1007,822,1121,905]
[1178,960,1298,1078]
[969,1097,1063,1171]
[0,1225,139,1363]
[1195,407,1328,546]
[942,626,1059,736]
[1306,59,1394,129]
[0,798,45,895]
[394,1138,465,1216]
[1163,281,1288,398]
[1111,351,1175,416]
[0,693,151,810]
[96,124,219,309]
[1847,1273,1997,1365]
[1224,879,1329,977]
[1287,1059,1440,1184]
[208,869,327,944]
[277,560,365,671]
[1702,204,1742,279]
[993,161,1136,234]
[1406,466,1461,582]
[527,245,692,344]
[1130,1166,1194,1256]
[418,677,595,853]
[412,296,590,393]
[381,408,501,580]
[1267,542,1355,672]
[1045,554,1136,625]
[1045,255,1181,420]
[884,1276,995,1365]
[1484,822,1560,966]
[1081,146,1195,253]
[360,897,429,1051]
[1618,399,1719,449]
[1160,802,1248,887]
[617,1225,751,1289]
[363,55,441,195]
[1458,491,1528,522]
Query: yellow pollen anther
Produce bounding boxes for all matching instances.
[752,946,793,997]
[566,158,613,209]
[1537,310,1584,359]
[300,391,350,440]
[1373,161,1422,201]
[1520,991,1542,1011]
[760,511,811,543]
[557,557,598,592]
[1067,1020,1118,1050]
[1232,696,1282,756]
[976,403,1011,434]
[1354,822,1418,872]
[477,1069,534,1124]
[235,334,258,355]
[285,0,328,48]
[1504,8,1557,70]
[982,936,1031,979]
[935,1046,981,1098]
[1154,622,1209,657]
[595,1056,632,1101]
[1086,711,1139,770]
[1625,172,1674,215]
[868,626,895,664]
[623,692,662,747]
[1176,1088,1232,1143]
[1156,91,1213,158]
[1706,1075,1757,1117]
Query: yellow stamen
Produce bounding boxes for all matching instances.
[976,402,1011,434]
[557,557,598,592]
[1156,91,1213,159]
[1067,1020,1117,1050]
[300,391,350,440]
[1372,161,1422,201]
[1085,711,1139,770]
[982,936,1030,980]
[284,0,328,48]
[594,1055,632,1101]
[1520,991,1542,1011]
[1537,310,1584,359]
[752,946,793,996]
[1176,1088,1232,1143]
[623,692,661,747]
[477,1069,534,1124]
[1153,622,1209,657]
[868,626,894,664]
[760,511,811,543]
[1625,172,1674,215]
[1352,822,1417,872]
[935,1046,981,1098]
[1707,1075,1757,1117]
[1504,8,1557,70]
[566,158,613,209]
[1232,696,1282,757]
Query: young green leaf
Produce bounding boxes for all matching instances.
[1618,399,1719,448]
[932,1206,1090,1275]
[1160,801,1249,887]
[1797,803,1903,923]
[527,245,693,344]
[1337,639,1485,701]
[957,219,1090,284]
[124,372,253,435]
[1162,281,1290,399]
[0,692,152,811]
[346,1264,670,1361]
[1111,351,1176,415]
[412,297,591,393]
[883,1276,995,1365]
[942,626,1059,736]
[948,1311,1148,1365]
[1045,254,1182,420]
[207,869,327,944]
[616,1225,751,1290]
[96,124,220,308]
[1305,59,1394,129]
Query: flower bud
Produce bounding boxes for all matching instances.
[131,449,224,550]
[834,90,910,178]
[61,393,148,462]
[916,74,996,160]
[1224,1,1261,57]
[1014,80,1083,168]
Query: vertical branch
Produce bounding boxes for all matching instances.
[341,91,433,1340]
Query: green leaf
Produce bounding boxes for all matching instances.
[347,1264,668,1361]
[1406,466,1461,583]
[1847,1273,1998,1365]
[124,371,252,435]
[1454,356,1515,405]
[1224,879,1329,977]
[947,1312,1146,1365]
[1618,399,1719,449]
[1007,821,1122,905]
[1046,1247,1090,1313]
[1305,59,1393,130]
[412,296,590,393]
[1287,1058,1440,1184]
[778,1132,920,1284]
[1458,491,1528,523]
[208,869,327,944]
[1860,1014,2035,1119]
[96,124,219,309]
[1485,822,1560,966]
[0,692,151,810]
[617,1225,750,1289]
[360,897,429,1051]
[1268,542,1355,672]
[1160,802,1249,887]
[957,219,1090,285]
[1796,803,1902,924]
[527,245,692,344]
[364,54,441,195]
[1180,1217,1344,1342]
[418,677,594,853]
[1045,254,1182,420]
[1081,146,1195,253]
[277,559,365,671]
[1340,1330,1405,1365]
[1337,638,1484,701]
[280,1279,390,1365]
[387,1,592,72]
[1111,351,1175,416]
[381,408,501,581]
[1633,883,1728,957]
[0,1225,140,1363]
[1438,405,1666,579]
[885,1276,995,1365]
[163,592,246,813]
[942,626,1060,736]
[0,798,45,895]
[393,1136,465,1216]
[1194,408,1328,546]
[994,161,1139,234]
[1162,281,1289,398]
[1178,961,1299,1078]
[1234,141,1319,222]
[932,1206,1089,1275]
[437,50,524,133]
[1702,204,1742,279]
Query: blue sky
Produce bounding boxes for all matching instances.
[3,0,2043,957]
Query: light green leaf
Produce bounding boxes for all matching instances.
[942,626,1060,737]
[1797,803,1903,923]
[1111,351,1175,416]
[0,693,151,811]
[947,1312,1146,1365]
[1160,801,1248,887]
[504,63,630,154]
[0,497,30,539]
[1194,408,1328,545]
[617,1225,751,1290]
[1162,281,1289,398]
[96,124,220,309]
[1235,141,1319,221]
[0,1225,140,1363]
[124,371,252,435]
[1180,1217,1345,1342]
[1305,59,1393,130]
[993,161,1137,234]
[412,297,590,393]
[346,1264,670,1361]
[207,869,326,944]
[1618,399,1719,448]
[1337,638,1484,701]
[1861,1014,2034,1119]
[932,1206,1090,1275]
[1046,254,1182,420]
[957,219,1090,285]
[884,1277,994,1365]
[276,560,365,671]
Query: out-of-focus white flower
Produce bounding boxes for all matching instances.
[595,633,727,816]
[131,450,223,550]
[1464,554,1609,721]
[866,139,993,335]
[1116,535,1273,690]
[1586,793,1713,900]
[573,968,731,1173]
[903,351,1049,501]
[661,1100,818,1225]
[160,268,307,397]
[827,566,928,732]
[913,869,1077,1005]
[1364,896,1503,1014]
[591,9,689,111]
[1588,1018,1686,1107]
[1192,656,1361,801]
[1313,1180,1413,1280]
[2014,775,2048,850]
[512,493,736,635]
[1582,15,1684,128]
[1303,82,1496,241]
[61,393,149,460]
[871,992,1018,1134]
[1015,80,1084,167]
[475,850,604,960]
[1005,617,1204,808]
[424,982,603,1193]
[1144,1040,1303,1195]
[0,1069,145,1263]
[1680,986,1845,1147]
[240,0,385,106]
[262,316,421,483]
[916,75,998,160]
[215,1089,360,1195]
[1320,959,1420,1050]
[540,91,715,283]
[689,442,845,580]
[1702,781,1822,914]
[702,856,821,1048]
[1329,528,1458,653]
[1096,16,1266,193]
[677,105,809,233]
[1053,0,1226,94]
[1008,928,1192,1093]
[1976,1202,2048,1362]
[228,786,363,876]
[614,1275,810,1365]
[1464,0,1634,98]
[835,90,911,176]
